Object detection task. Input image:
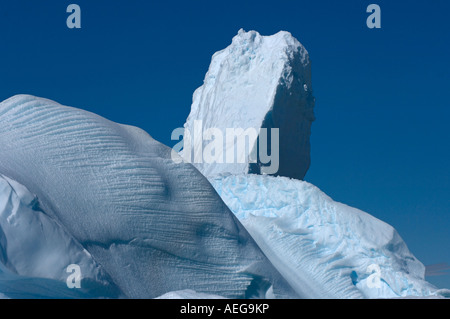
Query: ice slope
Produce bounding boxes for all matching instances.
[0,94,296,299]
[182,29,315,179]
[211,174,440,299]
[0,173,120,298]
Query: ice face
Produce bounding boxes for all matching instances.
[182,29,315,180]
[211,174,440,299]
[0,95,296,299]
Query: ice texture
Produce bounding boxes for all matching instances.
[155,289,227,299]
[0,95,295,299]
[183,29,315,179]
[211,174,440,298]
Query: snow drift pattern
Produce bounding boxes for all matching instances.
[0,95,294,299]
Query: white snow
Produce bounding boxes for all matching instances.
[211,174,441,299]
[155,289,227,299]
[0,94,295,299]
[182,29,315,180]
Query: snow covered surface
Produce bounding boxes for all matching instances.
[182,29,315,180]
[0,94,295,299]
[155,289,227,299]
[211,174,443,299]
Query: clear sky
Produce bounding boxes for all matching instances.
[0,0,449,289]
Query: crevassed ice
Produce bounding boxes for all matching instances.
[210,174,440,299]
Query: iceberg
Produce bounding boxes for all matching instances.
[182,29,314,180]
[1,29,445,300]
[183,29,445,299]
[0,94,295,299]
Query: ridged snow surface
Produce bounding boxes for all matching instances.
[0,95,295,299]
[182,29,315,180]
[211,174,441,299]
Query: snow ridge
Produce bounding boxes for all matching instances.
[0,94,296,299]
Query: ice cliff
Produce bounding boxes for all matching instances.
[182,29,315,180]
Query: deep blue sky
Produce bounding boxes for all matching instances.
[0,1,449,289]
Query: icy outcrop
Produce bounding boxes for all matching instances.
[0,95,296,299]
[211,174,440,299]
[182,29,315,179]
